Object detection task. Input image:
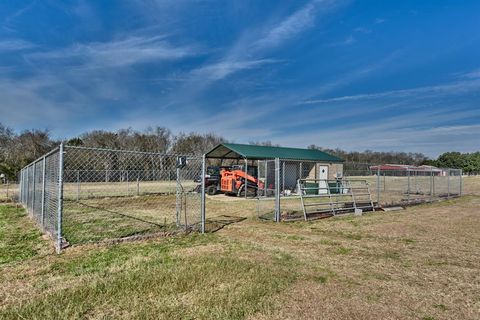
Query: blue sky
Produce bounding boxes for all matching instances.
[0,0,479,157]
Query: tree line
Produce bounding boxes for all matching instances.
[1,122,478,180]
[0,124,224,180]
[423,152,480,175]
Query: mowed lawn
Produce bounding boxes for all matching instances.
[0,177,479,319]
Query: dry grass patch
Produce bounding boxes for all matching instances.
[1,187,480,319]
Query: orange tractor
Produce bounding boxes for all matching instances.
[220,167,265,197]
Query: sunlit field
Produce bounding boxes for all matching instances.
[0,176,479,319]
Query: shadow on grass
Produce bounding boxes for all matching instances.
[74,200,167,228]
[205,215,247,233]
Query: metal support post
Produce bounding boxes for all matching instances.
[176,167,181,226]
[459,169,463,196]
[264,161,267,196]
[376,167,381,206]
[20,170,23,203]
[76,170,80,201]
[31,163,36,215]
[429,167,433,201]
[244,158,248,199]
[126,171,129,196]
[383,173,386,192]
[20,171,23,203]
[57,143,64,253]
[447,169,450,197]
[201,154,206,233]
[136,177,140,196]
[41,157,46,228]
[275,158,280,222]
[19,171,22,203]
[432,171,436,196]
[407,169,411,203]
[299,162,303,194]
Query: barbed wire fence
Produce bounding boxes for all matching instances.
[19,144,204,252]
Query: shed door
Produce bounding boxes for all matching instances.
[318,165,328,194]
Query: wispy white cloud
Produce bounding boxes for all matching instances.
[461,68,480,79]
[254,0,321,50]
[375,18,385,24]
[0,39,34,52]
[0,75,86,129]
[28,35,201,68]
[190,59,281,81]
[275,112,480,156]
[2,1,37,32]
[184,0,344,88]
[302,79,480,104]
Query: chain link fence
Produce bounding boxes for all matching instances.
[19,147,62,249]
[256,159,463,221]
[344,163,463,206]
[0,180,17,203]
[17,147,465,250]
[19,144,204,252]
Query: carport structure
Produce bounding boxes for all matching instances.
[200,143,345,225]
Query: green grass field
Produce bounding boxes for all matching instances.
[0,177,479,319]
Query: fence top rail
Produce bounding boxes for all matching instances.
[21,145,61,171]
[64,145,195,158]
[299,178,369,183]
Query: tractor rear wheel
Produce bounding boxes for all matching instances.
[206,185,217,195]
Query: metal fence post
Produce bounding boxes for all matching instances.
[244,158,248,199]
[407,168,410,203]
[376,167,381,205]
[264,160,268,196]
[201,154,206,233]
[25,167,30,209]
[20,170,23,203]
[275,158,280,222]
[383,173,386,192]
[18,171,22,203]
[459,169,463,196]
[447,169,450,198]
[76,170,80,201]
[41,156,46,229]
[31,162,36,215]
[429,167,433,201]
[126,170,129,196]
[432,170,436,196]
[19,171,22,203]
[57,143,64,253]
[136,177,140,196]
[176,166,181,227]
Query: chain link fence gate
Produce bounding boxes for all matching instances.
[255,159,463,221]
[19,144,204,252]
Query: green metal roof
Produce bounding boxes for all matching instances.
[205,143,344,162]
